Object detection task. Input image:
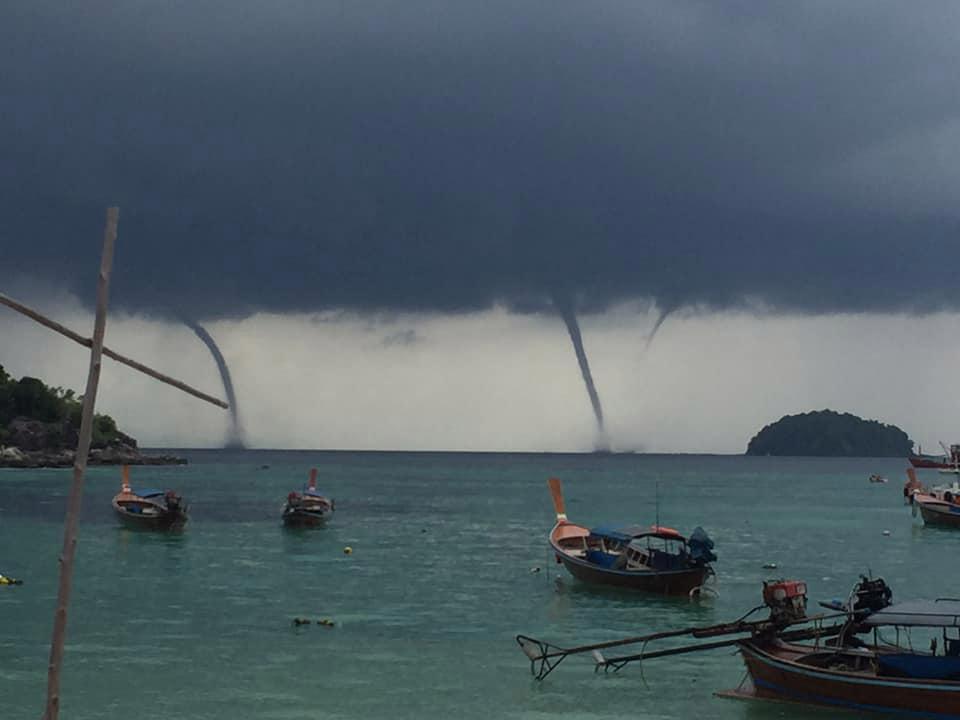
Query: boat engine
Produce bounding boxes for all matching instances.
[763,579,807,625]
[849,575,892,614]
[164,490,182,511]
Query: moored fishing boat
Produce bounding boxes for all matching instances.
[111,465,187,529]
[913,487,960,529]
[731,589,960,715]
[282,468,334,527]
[546,478,715,595]
[518,574,960,716]
[905,468,960,528]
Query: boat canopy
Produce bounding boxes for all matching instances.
[133,488,165,498]
[589,525,646,543]
[303,488,328,498]
[863,599,960,627]
[591,525,688,543]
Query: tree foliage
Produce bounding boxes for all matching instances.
[0,364,122,445]
[746,409,913,457]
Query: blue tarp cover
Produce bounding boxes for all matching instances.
[878,653,960,679]
[133,488,164,498]
[585,549,620,568]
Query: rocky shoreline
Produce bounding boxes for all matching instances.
[0,418,185,468]
[0,445,186,468]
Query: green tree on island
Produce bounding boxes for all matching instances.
[746,409,913,457]
[0,364,122,447]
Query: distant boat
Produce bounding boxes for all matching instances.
[868,474,887,484]
[282,468,334,527]
[111,465,187,529]
[908,442,960,470]
[546,478,715,595]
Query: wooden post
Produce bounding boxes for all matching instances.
[42,207,118,720]
[0,292,228,409]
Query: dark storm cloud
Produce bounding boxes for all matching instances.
[3,1,960,318]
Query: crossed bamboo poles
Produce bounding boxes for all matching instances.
[0,208,228,720]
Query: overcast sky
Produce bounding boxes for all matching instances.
[0,293,952,453]
[3,2,960,451]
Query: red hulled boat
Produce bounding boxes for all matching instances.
[909,443,960,470]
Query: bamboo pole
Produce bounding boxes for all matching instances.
[42,207,118,720]
[0,292,227,409]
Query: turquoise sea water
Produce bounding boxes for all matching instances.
[1,451,956,719]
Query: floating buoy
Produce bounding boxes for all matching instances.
[882,530,891,536]
[762,563,778,570]
[0,575,22,586]
[529,567,541,574]
[343,546,353,555]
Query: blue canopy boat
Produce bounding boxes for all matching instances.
[111,466,187,529]
[546,478,716,595]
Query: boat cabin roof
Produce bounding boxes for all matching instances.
[133,488,165,498]
[589,525,686,544]
[303,488,328,498]
[863,599,960,628]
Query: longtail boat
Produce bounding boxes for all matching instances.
[517,575,960,717]
[913,486,960,528]
[111,465,187,529]
[546,477,715,595]
[906,468,960,528]
[282,468,334,527]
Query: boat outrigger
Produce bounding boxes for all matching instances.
[282,468,334,527]
[111,465,187,529]
[546,478,716,595]
[517,575,960,717]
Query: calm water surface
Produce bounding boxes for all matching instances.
[1,451,954,719]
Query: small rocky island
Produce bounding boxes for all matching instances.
[746,409,913,457]
[0,364,185,468]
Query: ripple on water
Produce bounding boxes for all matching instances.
[0,453,940,720]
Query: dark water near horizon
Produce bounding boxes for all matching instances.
[1,451,956,719]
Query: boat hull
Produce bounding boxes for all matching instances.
[738,640,960,718]
[282,508,332,527]
[911,455,958,470]
[552,544,709,595]
[919,501,960,528]
[112,505,187,530]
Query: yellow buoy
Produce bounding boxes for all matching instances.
[343,546,353,555]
